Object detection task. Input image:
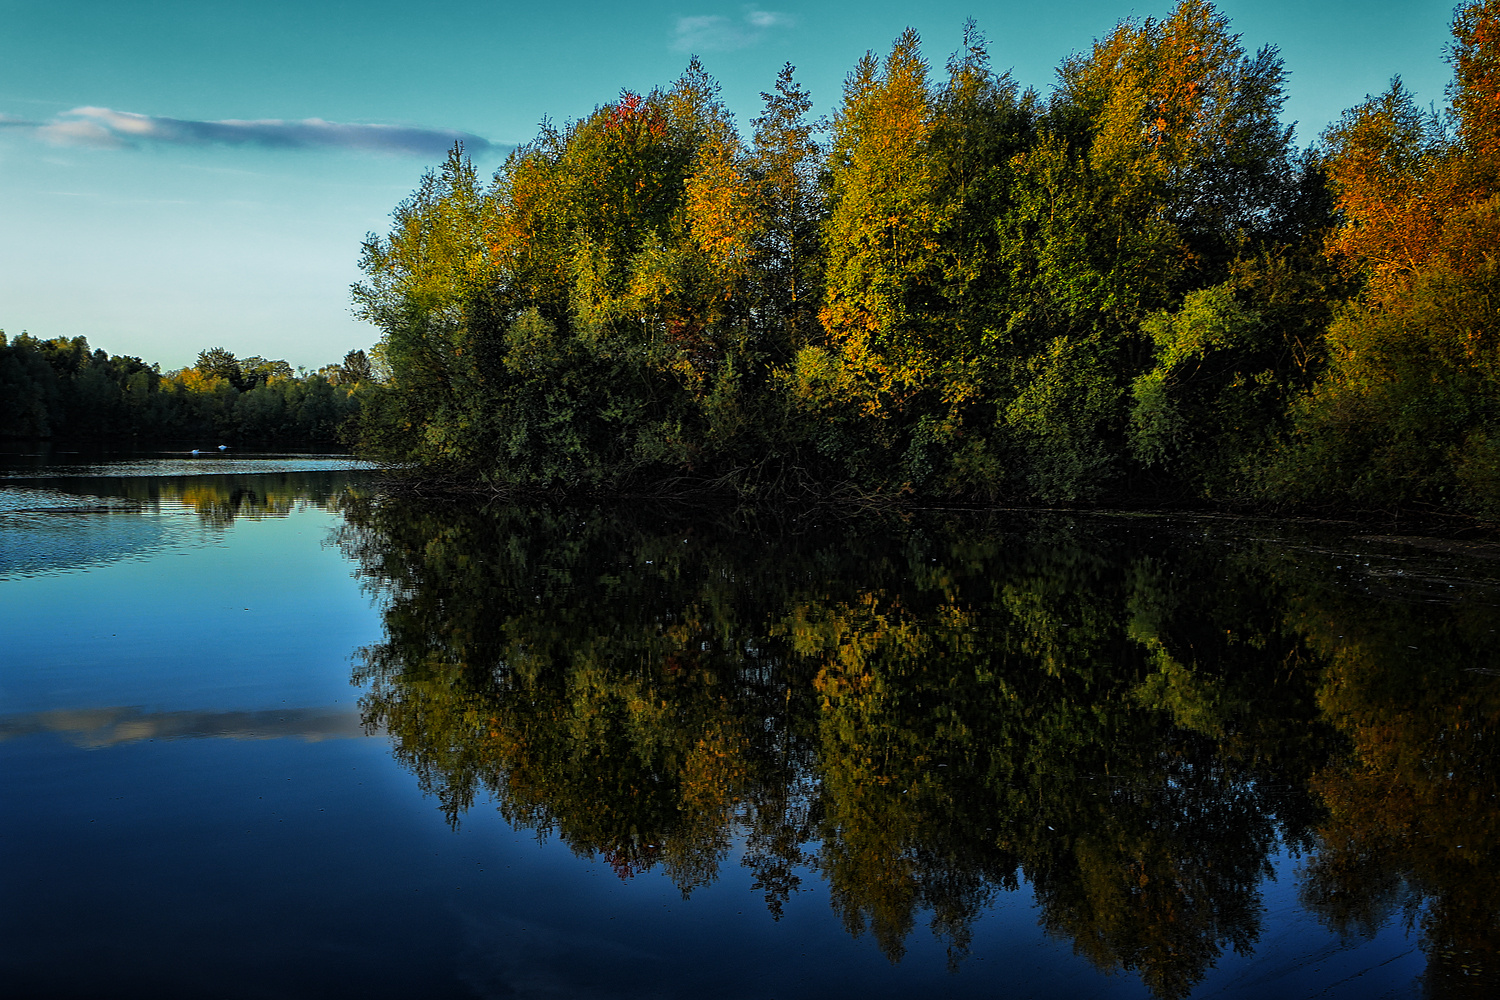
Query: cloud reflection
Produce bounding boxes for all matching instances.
[0,705,370,748]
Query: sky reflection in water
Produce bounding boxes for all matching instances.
[1,460,1495,998]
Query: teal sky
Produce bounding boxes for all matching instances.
[0,0,1459,371]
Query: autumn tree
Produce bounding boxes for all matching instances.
[1264,0,1500,515]
[344,3,1490,517]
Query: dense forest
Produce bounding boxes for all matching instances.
[0,334,372,448]
[350,0,1500,518]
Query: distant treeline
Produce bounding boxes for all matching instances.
[0,334,372,448]
[350,0,1500,518]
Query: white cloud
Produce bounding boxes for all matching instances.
[20,106,499,157]
[672,8,793,52]
[744,10,788,29]
[37,117,128,149]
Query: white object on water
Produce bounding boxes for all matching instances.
[218,445,227,451]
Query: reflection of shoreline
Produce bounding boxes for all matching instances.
[0,706,375,748]
[0,468,374,577]
[2,471,363,523]
[0,454,372,480]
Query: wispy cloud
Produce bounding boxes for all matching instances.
[672,8,793,52]
[14,106,497,156]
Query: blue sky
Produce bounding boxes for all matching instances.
[0,0,1459,370]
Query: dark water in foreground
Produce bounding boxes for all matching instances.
[2,458,1497,999]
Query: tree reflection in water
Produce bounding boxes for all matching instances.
[335,498,1500,999]
[0,471,363,577]
[134,471,356,526]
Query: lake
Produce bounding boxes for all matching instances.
[2,455,1496,999]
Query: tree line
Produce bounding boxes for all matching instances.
[350,0,1500,517]
[0,332,373,448]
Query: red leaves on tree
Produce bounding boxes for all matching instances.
[601,91,667,141]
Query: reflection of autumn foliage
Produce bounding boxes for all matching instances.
[1293,588,1500,997]
[604,842,663,881]
[339,497,1500,997]
[1029,748,1275,1000]
[799,578,1305,998]
[92,471,352,526]
[166,482,294,525]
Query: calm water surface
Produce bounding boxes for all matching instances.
[2,455,1496,998]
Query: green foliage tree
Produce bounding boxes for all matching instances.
[195,347,244,388]
[0,331,368,448]
[749,63,825,362]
